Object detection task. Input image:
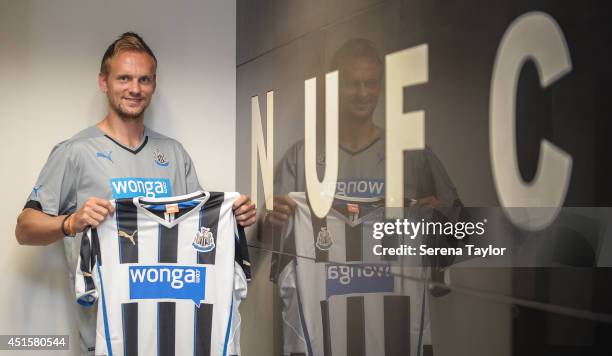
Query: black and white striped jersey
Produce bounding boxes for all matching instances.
[75,191,251,356]
[276,193,431,356]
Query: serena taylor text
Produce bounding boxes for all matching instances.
[371,219,505,257]
[373,244,507,257]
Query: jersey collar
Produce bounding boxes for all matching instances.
[132,191,211,228]
[94,126,149,154]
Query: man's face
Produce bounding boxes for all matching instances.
[338,57,382,121]
[99,50,156,120]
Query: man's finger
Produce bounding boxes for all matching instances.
[236,208,257,222]
[274,195,297,211]
[267,215,287,227]
[85,210,105,224]
[88,197,114,215]
[84,216,99,229]
[238,215,257,227]
[273,203,292,216]
[232,195,251,210]
[99,199,115,215]
[417,196,440,207]
[90,204,110,218]
[235,202,256,216]
[270,211,288,222]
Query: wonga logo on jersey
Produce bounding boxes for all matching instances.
[335,179,385,198]
[129,265,206,306]
[110,177,172,198]
[326,263,394,299]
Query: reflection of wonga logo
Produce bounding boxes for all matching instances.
[110,177,172,199]
[129,265,207,306]
[325,264,394,299]
[327,264,391,285]
[335,179,385,198]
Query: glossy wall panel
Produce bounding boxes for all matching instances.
[237,1,612,355]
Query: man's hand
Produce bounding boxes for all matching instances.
[264,195,297,227]
[233,195,257,227]
[15,196,114,246]
[415,196,441,209]
[69,197,115,233]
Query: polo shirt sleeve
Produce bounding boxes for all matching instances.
[24,141,77,216]
[179,143,203,193]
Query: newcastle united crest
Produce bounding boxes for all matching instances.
[192,227,215,252]
[315,226,333,251]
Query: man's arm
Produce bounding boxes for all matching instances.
[15,197,114,246]
[15,209,67,245]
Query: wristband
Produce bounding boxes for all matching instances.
[61,213,75,237]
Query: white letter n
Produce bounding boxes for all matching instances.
[251,92,274,210]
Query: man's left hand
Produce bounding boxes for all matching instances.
[233,195,257,227]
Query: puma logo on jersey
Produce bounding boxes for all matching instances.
[31,185,42,197]
[119,229,137,245]
[96,150,113,163]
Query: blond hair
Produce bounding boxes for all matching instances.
[330,38,382,72]
[100,32,157,76]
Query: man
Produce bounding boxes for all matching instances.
[268,38,461,225]
[268,38,461,356]
[15,32,256,355]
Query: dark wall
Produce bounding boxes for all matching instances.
[236,1,612,355]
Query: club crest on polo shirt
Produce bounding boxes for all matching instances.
[315,226,333,251]
[192,227,215,252]
[153,148,170,167]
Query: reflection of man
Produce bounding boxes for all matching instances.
[15,32,256,355]
[268,38,460,225]
[269,38,460,356]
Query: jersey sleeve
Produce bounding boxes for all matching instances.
[278,260,308,354]
[24,141,77,216]
[179,143,203,193]
[75,229,99,307]
[229,220,250,355]
[234,224,252,282]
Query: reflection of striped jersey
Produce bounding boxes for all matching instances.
[75,191,251,356]
[276,193,431,356]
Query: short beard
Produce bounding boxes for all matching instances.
[108,95,148,120]
[116,104,146,120]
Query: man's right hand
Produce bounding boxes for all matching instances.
[15,196,114,246]
[264,195,297,227]
[68,197,115,233]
